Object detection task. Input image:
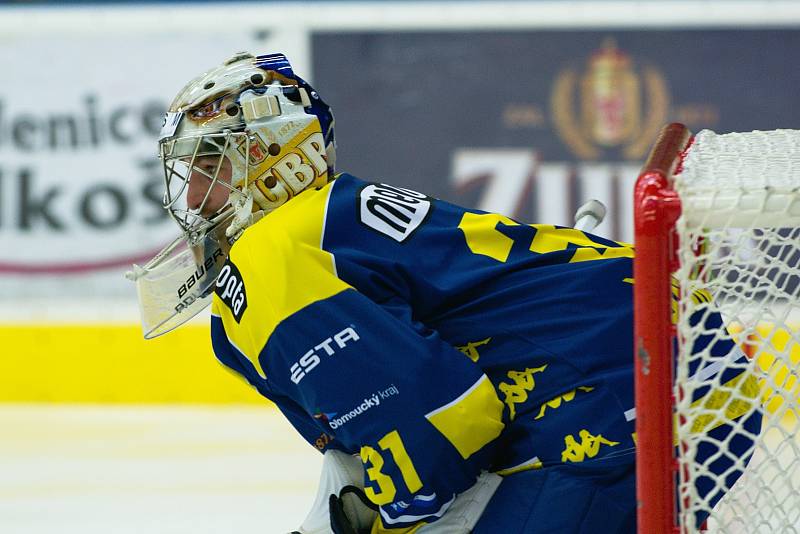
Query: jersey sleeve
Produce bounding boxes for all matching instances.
[211,306,342,453]
[264,288,505,529]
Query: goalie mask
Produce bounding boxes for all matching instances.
[128,52,335,338]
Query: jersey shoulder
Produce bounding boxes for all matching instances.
[322,173,458,262]
[212,180,351,374]
[333,173,437,244]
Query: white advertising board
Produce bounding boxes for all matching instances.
[1,1,799,316]
[0,27,308,304]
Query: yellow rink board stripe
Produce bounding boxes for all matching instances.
[0,325,267,404]
[3,321,798,406]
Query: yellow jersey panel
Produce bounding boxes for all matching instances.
[212,182,351,379]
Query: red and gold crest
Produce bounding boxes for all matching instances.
[237,134,269,166]
[552,38,669,159]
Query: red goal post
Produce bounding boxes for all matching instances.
[633,123,800,533]
[634,123,688,533]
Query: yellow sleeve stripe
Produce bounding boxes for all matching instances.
[425,375,505,460]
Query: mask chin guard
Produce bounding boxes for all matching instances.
[126,221,232,339]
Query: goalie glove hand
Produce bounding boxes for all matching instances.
[329,485,378,534]
[295,450,376,534]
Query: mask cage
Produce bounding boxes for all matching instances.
[159,131,250,242]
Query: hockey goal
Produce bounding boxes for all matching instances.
[634,123,800,533]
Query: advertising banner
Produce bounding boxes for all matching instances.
[0,30,303,300]
[3,21,800,304]
[312,29,800,241]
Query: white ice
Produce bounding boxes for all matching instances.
[0,404,322,534]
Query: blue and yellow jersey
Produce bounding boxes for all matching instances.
[208,173,752,529]
[209,173,637,528]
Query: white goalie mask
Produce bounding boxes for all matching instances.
[128,52,336,338]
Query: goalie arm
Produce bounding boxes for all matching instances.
[265,288,506,532]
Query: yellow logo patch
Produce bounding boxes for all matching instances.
[534,386,595,420]
[561,429,620,463]
[456,337,492,362]
[498,365,547,420]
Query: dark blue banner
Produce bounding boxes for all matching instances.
[313,29,800,239]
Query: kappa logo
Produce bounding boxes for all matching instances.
[456,337,492,362]
[499,365,548,421]
[359,183,432,242]
[214,260,248,322]
[561,429,620,463]
[290,326,360,384]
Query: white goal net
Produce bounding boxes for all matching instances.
[673,129,800,533]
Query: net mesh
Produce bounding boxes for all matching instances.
[673,130,800,533]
